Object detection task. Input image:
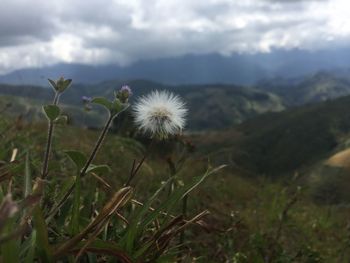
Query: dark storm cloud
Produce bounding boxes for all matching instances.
[0,1,56,47]
[0,0,348,73]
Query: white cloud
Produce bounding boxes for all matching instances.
[0,0,349,74]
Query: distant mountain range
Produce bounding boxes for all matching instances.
[257,71,350,106]
[0,80,285,130]
[5,68,350,201]
[1,48,350,86]
[3,71,350,130]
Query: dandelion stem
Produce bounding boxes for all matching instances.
[41,92,60,179]
[125,155,146,186]
[167,158,176,196]
[124,140,153,186]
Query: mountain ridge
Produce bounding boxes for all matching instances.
[3,71,350,130]
[196,93,350,177]
[2,48,350,86]
[0,79,285,130]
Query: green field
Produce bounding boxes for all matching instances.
[1,79,350,262]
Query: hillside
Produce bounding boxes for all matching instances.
[0,80,285,130]
[258,72,350,106]
[2,101,350,262]
[0,95,105,127]
[195,94,350,177]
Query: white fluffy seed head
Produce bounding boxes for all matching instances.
[133,90,187,138]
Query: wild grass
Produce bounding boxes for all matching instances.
[0,78,224,262]
[1,78,350,262]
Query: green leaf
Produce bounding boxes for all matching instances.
[33,205,53,262]
[56,78,72,93]
[65,150,87,170]
[42,105,60,121]
[91,97,113,111]
[22,230,36,263]
[86,164,111,175]
[63,79,72,89]
[48,78,57,91]
[1,218,20,263]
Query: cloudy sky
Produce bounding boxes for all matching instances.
[0,0,349,74]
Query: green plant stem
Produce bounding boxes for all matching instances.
[125,155,146,187]
[179,194,188,245]
[47,113,114,218]
[68,114,113,235]
[41,92,60,179]
[80,113,113,177]
[124,140,154,187]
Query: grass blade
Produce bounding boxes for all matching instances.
[54,187,133,259]
[70,174,81,235]
[23,230,36,263]
[24,152,31,198]
[0,218,20,263]
[122,177,172,253]
[33,205,53,262]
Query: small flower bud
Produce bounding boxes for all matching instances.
[82,96,93,111]
[116,85,132,103]
[82,96,92,103]
[57,76,65,88]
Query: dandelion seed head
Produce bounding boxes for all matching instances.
[134,90,187,138]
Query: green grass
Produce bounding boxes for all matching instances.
[194,94,350,180]
[1,104,350,262]
[2,75,350,263]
